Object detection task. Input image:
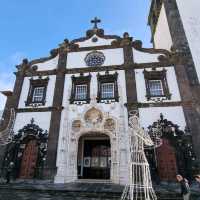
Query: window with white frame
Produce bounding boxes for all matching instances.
[101,83,114,99]
[75,84,87,100]
[149,80,164,96]
[32,87,45,102]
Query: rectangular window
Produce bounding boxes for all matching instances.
[32,87,45,102]
[101,83,114,99]
[75,84,87,100]
[149,80,164,96]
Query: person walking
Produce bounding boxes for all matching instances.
[5,162,14,184]
[176,174,190,200]
[194,175,200,185]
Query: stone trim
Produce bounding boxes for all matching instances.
[71,27,120,44]
[23,62,176,77]
[44,50,67,179]
[125,100,192,109]
[0,60,29,131]
[16,106,63,113]
[121,33,138,112]
[69,74,91,104]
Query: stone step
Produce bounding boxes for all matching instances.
[0,182,199,200]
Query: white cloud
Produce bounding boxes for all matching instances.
[0,52,26,111]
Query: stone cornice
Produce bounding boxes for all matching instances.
[16,106,64,113]
[22,62,175,77]
[125,100,193,108]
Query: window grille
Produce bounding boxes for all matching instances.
[32,87,45,102]
[75,85,87,100]
[101,83,114,99]
[149,80,163,96]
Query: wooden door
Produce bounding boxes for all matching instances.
[156,139,177,181]
[19,140,38,179]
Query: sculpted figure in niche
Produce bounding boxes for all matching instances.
[72,120,82,132]
[84,107,103,126]
[104,118,116,132]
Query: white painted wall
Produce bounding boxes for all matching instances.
[154,4,173,50]
[135,67,181,103]
[133,48,161,63]
[176,0,200,82]
[13,112,51,133]
[67,48,124,68]
[139,106,186,130]
[31,55,59,71]
[75,35,115,47]
[18,75,56,108]
[61,70,127,119]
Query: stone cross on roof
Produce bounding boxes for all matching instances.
[91,17,101,29]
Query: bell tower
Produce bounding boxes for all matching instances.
[148,0,200,161]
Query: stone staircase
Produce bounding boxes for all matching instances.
[0,182,199,200]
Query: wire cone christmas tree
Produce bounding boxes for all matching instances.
[121,112,157,200]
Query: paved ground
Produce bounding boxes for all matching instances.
[0,181,199,200]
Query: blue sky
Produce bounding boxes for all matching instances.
[0,0,151,110]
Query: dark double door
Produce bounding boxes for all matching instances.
[81,140,111,179]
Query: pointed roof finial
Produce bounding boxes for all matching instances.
[91,17,101,29]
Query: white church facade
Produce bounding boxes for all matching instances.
[0,1,200,186]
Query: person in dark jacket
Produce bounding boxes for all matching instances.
[5,162,14,184]
[195,175,200,189]
[176,174,190,200]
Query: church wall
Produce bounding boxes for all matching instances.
[133,49,161,63]
[67,48,124,68]
[55,70,129,184]
[139,106,186,131]
[30,55,59,71]
[176,0,200,82]
[18,75,56,108]
[153,4,173,50]
[13,112,52,134]
[135,67,181,103]
[75,35,115,47]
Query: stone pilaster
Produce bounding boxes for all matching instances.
[0,59,28,131]
[163,0,200,159]
[44,48,67,178]
[122,33,138,114]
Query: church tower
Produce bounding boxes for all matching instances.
[148,0,200,162]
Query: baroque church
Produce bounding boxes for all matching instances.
[0,0,200,185]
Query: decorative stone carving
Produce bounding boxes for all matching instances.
[104,118,116,132]
[84,107,103,126]
[72,120,82,132]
